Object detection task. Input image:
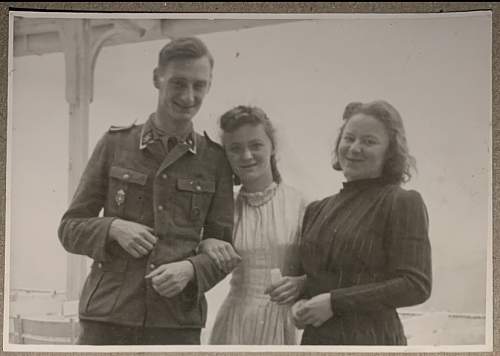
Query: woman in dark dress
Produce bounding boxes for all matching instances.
[292,100,432,345]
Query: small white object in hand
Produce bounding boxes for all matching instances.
[270,268,282,285]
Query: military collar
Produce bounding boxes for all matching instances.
[139,116,158,149]
[182,132,197,154]
[139,114,197,154]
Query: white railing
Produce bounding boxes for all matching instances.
[7,291,487,346]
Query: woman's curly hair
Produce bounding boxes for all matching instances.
[332,100,416,184]
[219,105,281,186]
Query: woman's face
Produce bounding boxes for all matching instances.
[338,113,390,182]
[223,123,274,189]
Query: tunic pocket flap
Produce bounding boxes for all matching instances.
[110,166,148,185]
[177,178,215,193]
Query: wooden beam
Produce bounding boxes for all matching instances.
[14,17,300,57]
[13,17,61,36]
[59,19,92,300]
[161,19,301,38]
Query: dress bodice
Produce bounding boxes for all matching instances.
[208,182,307,345]
[227,183,306,301]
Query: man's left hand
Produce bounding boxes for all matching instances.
[198,238,241,273]
[145,261,195,298]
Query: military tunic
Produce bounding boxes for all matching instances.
[58,115,234,328]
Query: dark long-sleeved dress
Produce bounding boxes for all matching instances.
[300,177,432,345]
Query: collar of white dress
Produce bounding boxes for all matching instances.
[239,182,279,207]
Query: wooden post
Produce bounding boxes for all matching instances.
[59,19,92,300]
[57,19,146,301]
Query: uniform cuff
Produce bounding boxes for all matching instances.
[182,260,199,304]
[97,217,119,262]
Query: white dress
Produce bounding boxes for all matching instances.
[209,182,307,345]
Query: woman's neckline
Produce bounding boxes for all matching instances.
[341,176,390,192]
[240,181,279,207]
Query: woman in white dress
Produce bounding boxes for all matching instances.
[199,105,308,345]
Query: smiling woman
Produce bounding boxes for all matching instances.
[333,101,416,184]
[198,106,308,345]
[293,100,432,345]
[337,113,390,181]
[221,106,277,192]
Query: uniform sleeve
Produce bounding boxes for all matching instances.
[329,189,432,314]
[57,133,116,262]
[186,152,234,293]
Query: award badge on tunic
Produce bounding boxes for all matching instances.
[115,189,126,206]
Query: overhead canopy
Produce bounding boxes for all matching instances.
[14,17,300,57]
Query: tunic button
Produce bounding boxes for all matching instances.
[162,173,168,179]
[158,205,164,211]
[150,264,155,270]
[97,263,103,269]
[123,174,130,180]
[196,185,201,191]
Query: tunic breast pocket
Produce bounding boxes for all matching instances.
[174,177,215,228]
[107,166,149,222]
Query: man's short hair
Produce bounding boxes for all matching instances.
[158,37,214,70]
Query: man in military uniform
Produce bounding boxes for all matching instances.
[58,37,236,345]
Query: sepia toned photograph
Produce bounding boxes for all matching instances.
[3,9,493,352]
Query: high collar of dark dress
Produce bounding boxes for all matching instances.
[340,176,391,193]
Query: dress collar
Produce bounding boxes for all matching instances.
[239,182,278,207]
[341,176,389,192]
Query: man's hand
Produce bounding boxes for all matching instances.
[109,219,157,258]
[145,261,195,298]
[198,238,241,273]
[265,275,306,305]
[108,219,157,258]
[294,293,334,328]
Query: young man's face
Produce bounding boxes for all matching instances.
[154,56,212,125]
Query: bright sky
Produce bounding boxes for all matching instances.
[9,13,491,314]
